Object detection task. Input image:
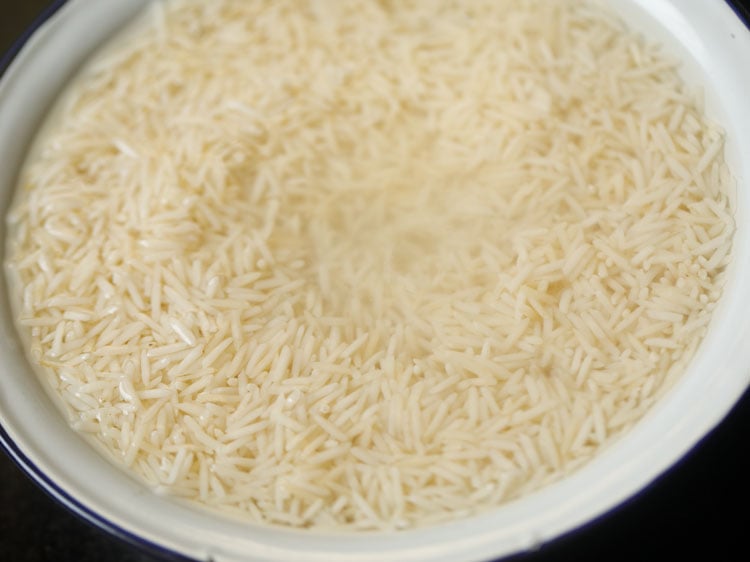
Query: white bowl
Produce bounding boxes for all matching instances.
[1,1,749,561]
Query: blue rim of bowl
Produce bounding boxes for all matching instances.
[0,424,194,562]
[0,2,749,562]
[0,1,68,74]
[727,0,750,26]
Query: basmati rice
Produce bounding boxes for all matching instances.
[4,0,734,530]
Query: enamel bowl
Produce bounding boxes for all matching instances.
[1,1,749,560]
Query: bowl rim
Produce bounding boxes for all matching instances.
[1,1,750,561]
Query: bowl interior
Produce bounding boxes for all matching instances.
[1,1,749,561]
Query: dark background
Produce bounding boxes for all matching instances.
[2,1,750,561]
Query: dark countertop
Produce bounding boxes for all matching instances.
[2,2,750,561]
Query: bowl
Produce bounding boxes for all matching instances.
[1,1,750,561]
